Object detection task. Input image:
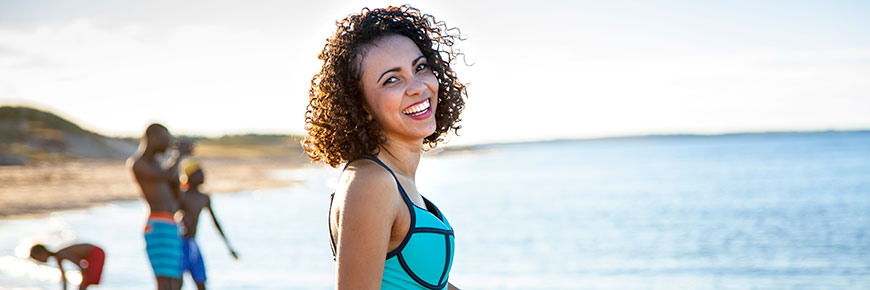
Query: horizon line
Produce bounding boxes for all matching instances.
[452,129,870,149]
[3,105,868,147]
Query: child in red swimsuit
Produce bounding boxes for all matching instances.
[30,243,105,290]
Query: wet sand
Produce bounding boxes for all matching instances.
[0,156,307,219]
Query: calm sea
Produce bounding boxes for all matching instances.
[1,131,869,289]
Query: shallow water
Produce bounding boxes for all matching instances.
[2,131,869,289]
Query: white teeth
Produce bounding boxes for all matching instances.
[402,99,430,116]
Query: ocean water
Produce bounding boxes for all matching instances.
[1,131,869,289]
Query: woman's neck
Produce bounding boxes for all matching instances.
[376,137,423,179]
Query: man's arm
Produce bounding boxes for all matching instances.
[56,259,67,290]
[207,199,238,259]
[131,160,174,181]
[164,140,191,173]
[447,282,460,290]
[164,148,187,203]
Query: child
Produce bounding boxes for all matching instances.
[178,158,239,290]
[30,243,105,290]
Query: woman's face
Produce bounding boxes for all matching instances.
[358,34,438,144]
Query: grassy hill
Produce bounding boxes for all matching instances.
[0,106,138,164]
[0,106,304,165]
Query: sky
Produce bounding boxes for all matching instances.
[1,0,869,144]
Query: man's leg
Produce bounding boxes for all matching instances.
[171,278,182,290]
[188,239,207,290]
[145,217,183,290]
[157,277,172,290]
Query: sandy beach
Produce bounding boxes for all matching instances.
[0,156,308,219]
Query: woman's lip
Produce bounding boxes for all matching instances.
[406,104,433,120]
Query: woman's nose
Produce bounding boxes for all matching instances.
[406,75,427,97]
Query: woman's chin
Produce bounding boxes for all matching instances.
[416,124,437,141]
[392,129,437,143]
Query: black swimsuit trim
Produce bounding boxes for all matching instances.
[438,234,452,286]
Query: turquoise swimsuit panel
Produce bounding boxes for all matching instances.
[329,156,455,290]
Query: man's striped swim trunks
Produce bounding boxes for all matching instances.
[144,212,182,279]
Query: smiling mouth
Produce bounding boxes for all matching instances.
[402,99,430,116]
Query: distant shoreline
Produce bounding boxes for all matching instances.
[0,156,309,220]
[446,129,870,151]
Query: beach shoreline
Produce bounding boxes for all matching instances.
[0,156,308,220]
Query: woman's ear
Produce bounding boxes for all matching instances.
[361,103,374,121]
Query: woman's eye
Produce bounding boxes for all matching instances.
[384,77,398,85]
[416,63,429,72]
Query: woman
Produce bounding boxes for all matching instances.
[303,5,467,290]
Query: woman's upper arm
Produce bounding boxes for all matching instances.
[334,164,398,290]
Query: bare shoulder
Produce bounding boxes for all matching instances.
[202,193,212,206]
[335,159,400,215]
[129,156,142,170]
[129,157,147,177]
[129,156,154,174]
[184,191,210,207]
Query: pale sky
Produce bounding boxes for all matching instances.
[1,0,869,144]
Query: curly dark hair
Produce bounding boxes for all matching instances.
[302,5,467,167]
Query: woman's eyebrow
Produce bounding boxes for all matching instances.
[377,55,427,83]
[412,55,426,64]
[378,67,401,83]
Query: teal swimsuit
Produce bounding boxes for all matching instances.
[329,156,455,289]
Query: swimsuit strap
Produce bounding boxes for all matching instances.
[358,156,412,198]
[328,192,337,259]
[328,156,413,259]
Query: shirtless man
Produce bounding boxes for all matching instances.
[178,158,239,290]
[128,123,188,290]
